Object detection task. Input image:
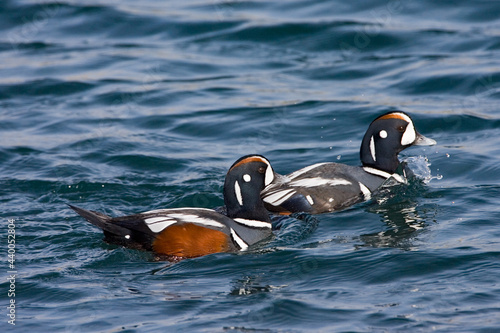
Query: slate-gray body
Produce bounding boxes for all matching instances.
[262,163,394,214]
[261,111,436,214]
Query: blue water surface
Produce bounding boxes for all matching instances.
[1,0,500,332]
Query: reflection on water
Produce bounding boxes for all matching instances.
[271,212,320,246]
[360,202,436,250]
[403,155,443,184]
[358,159,439,250]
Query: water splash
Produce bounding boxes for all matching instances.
[403,155,443,184]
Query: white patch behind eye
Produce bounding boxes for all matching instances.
[379,130,387,138]
[243,174,251,182]
[401,120,416,145]
[264,166,274,186]
[234,181,243,206]
[370,135,376,161]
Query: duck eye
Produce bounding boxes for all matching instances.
[258,166,266,174]
[397,125,406,133]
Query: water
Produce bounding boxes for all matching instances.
[2,0,500,331]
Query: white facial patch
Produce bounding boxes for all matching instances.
[234,181,243,206]
[370,135,376,161]
[243,174,251,182]
[401,120,416,146]
[264,165,274,186]
[253,156,274,185]
[379,130,387,138]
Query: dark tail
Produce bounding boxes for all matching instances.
[68,204,130,237]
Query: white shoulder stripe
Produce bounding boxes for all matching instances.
[233,218,271,229]
[145,216,173,225]
[143,207,214,214]
[391,173,406,184]
[262,188,296,206]
[144,213,224,233]
[358,182,371,200]
[289,177,352,187]
[169,214,225,228]
[287,163,329,179]
[144,217,176,233]
[230,228,248,250]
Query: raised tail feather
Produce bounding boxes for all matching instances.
[68,204,130,237]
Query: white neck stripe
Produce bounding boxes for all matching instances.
[233,218,271,229]
[363,167,406,183]
[230,228,248,250]
[363,167,392,179]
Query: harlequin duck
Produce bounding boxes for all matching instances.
[69,155,275,260]
[261,111,436,214]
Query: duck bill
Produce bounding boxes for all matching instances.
[414,131,437,146]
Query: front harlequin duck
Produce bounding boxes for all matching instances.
[70,155,275,260]
[261,111,436,214]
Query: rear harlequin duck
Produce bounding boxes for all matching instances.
[70,155,275,260]
[261,111,436,214]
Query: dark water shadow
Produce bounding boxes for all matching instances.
[356,175,438,250]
